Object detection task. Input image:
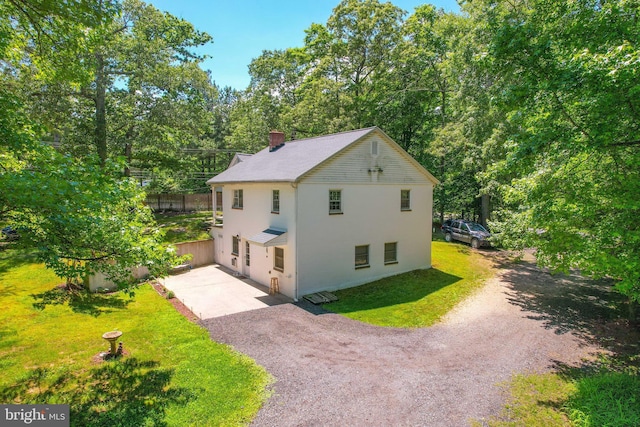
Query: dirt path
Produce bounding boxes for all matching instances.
[202,255,626,426]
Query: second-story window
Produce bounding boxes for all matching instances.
[329,190,342,214]
[272,190,280,213]
[233,189,243,209]
[401,189,411,211]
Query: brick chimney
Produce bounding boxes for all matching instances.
[269,130,285,152]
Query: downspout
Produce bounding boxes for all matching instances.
[292,181,299,301]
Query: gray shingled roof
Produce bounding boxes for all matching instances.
[207,127,377,184]
[233,153,253,163]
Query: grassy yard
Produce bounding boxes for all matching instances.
[0,248,270,426]
[155,211,213,244]
[480,365,640,427]
[323,240,494,327]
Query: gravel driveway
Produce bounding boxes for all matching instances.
[203,255,612,426]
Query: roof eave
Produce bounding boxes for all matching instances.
[207,178,296,186]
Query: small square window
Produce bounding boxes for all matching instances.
[274,247,284,272]
[385,242,398,264]
[272,190,280,213]
[329,190,342,214]
[401,189,411,211]
[233,189,243,209]
[355,245,369,269]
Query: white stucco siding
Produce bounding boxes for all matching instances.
[295,182,433,296]
[303,133,429,184]
[213,183,297,297]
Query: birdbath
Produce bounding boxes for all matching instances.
[102,331,123,356]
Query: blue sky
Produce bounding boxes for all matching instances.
[148,0,460,90]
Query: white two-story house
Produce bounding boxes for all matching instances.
[206,127,439,301]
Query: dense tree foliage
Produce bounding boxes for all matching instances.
[1,0,186,289]
[471,0,640,315]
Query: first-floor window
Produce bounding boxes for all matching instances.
[274,247,284,271]
[355,245,369,268]
[385,242,398,264]
[245,241,250,266]
[232,235,239,256]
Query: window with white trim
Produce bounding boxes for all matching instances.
[245,241,250,266]
[384,242,398,264]
[274,247,284,272]
[233,189,243,209]
[232,235,239,256]
[329,190,342,214]
[355,245,369,269]
[401,189,411,211]
[272,189,280,213]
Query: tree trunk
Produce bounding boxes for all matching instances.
[123,122,134,176]
[124,142,132,177]
[481,193,491,228]
[94,53,108,166]
[438,87,447,225]
[629,298,638,325]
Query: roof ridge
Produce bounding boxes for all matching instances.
[284,126,377,145]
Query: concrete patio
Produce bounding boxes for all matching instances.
[159,264,292,319]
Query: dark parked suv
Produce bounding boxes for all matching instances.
[441,219,490,249]
[1,226,19,241]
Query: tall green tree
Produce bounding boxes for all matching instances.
[229,0,410,145]
[401,6,490,223]
[477,0,640,315]
[303,0,406,130]
[17,0,215,179]
[1,0,182,289]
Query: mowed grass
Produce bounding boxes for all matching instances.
[323,241,494,327]
[0,249,270,426]
[155,211,213,244]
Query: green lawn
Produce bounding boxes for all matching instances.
[0,249,270,426]
[323,241,494,327]
[155,211,213,244]
[480,367,640,427]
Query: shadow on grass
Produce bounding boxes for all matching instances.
[321,268,462,314]
[0,358,196,427]
[0,248,39,276]
[495,257,640,361]
[31,287,132,317]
